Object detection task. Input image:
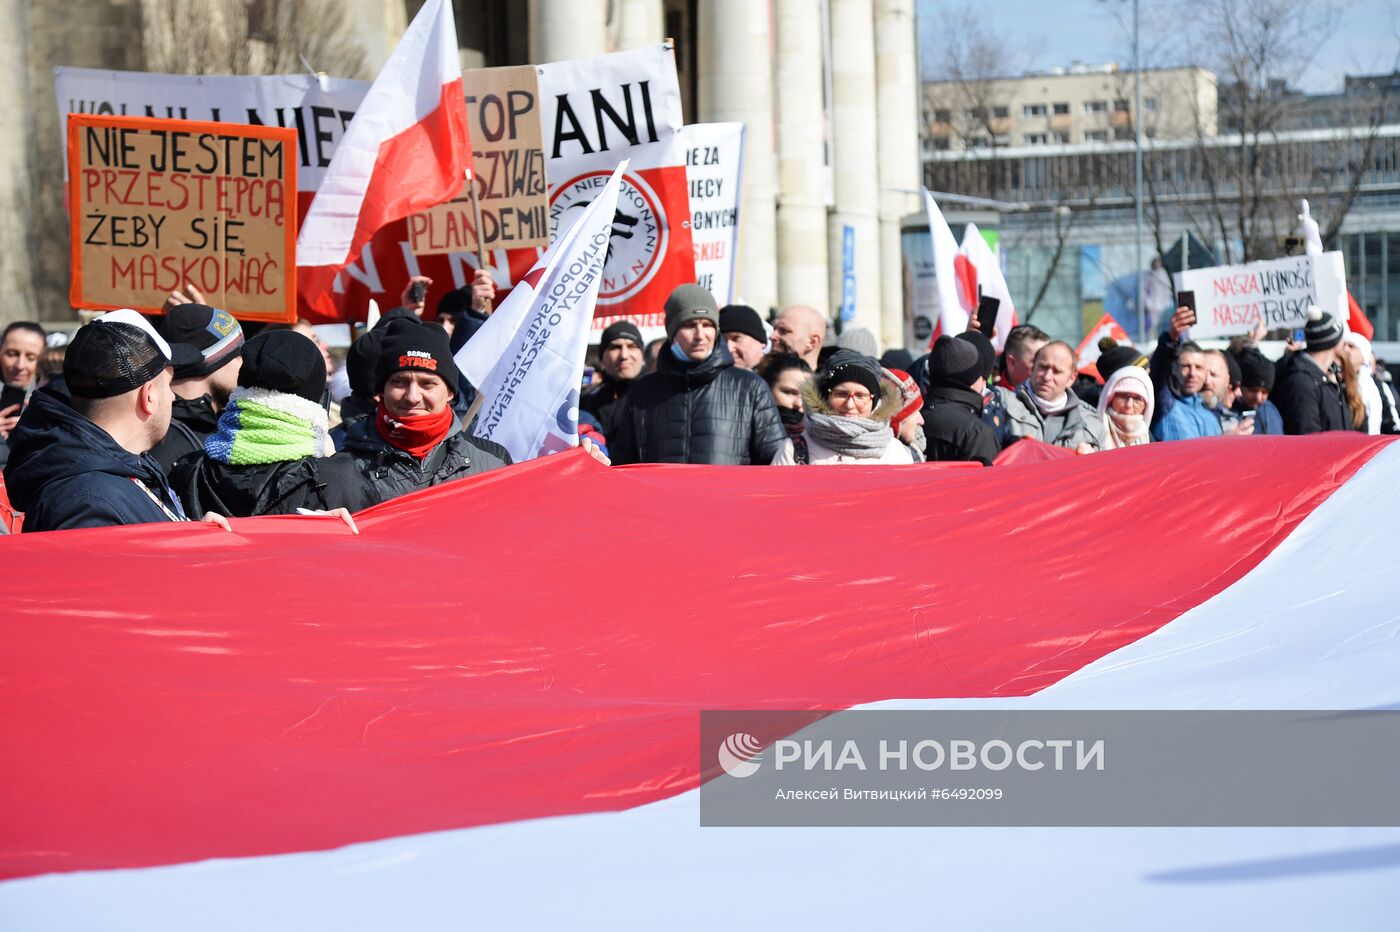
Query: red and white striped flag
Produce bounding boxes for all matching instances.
[3,436,1399,927]
[295,0,470,318]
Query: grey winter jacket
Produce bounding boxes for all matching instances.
[1013,385,1107,450]
[341,414,513,502]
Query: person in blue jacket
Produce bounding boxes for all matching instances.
[4,310,199,532]
[1149,305,1222,442]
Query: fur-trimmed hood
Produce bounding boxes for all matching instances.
[802,376,904,422]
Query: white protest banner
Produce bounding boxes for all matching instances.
[56,66,548,323]
[679,122,744,307]
[455,163,626,462]
[538,44,694,334]
[1179,252,1348,338]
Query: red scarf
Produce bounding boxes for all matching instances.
[376,401,453,459]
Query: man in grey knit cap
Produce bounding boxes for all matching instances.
[608,284,786,465]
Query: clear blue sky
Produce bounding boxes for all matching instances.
[917,0,1398,94]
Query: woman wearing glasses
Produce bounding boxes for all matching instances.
[772,350,915,465]
[1096,365,1155,450]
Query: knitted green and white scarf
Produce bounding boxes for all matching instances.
[204,387,333,466]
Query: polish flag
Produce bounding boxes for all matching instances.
[1075,312,1133,381]
[295,0,470,319]
[2,436,1399,929]
[454,163,626,463]
[959,221,1017,350]
[922,190,1017,351]
[923,189,967,343]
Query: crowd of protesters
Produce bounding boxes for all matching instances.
[1,271,1396,534]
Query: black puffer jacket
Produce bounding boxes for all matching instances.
[150,394,220,475]
[4,388,188,532]
[1272,351,1350,435]
[169,451,380,518]
[580,374,633,441]
[608,341,786,465]
[341,414,513,502]
[921,383,999,466]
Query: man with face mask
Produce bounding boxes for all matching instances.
[609,285,785,465]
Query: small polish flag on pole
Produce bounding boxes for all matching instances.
[295,0,471,319]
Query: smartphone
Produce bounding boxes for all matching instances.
[976,295,1001,337]
[1176,290,1197,327]
[580,366,595,388]
[1292,328,1306,344]
[0,384,25,414]
[409,281,427,304]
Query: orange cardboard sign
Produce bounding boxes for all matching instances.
[67,113,297,322]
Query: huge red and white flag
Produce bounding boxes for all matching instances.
[295,0,470,319]
[454,163,625,462]
[3,436,1399,927]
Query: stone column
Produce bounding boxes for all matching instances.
[874,0,920,349]
[827,0,882,342]
[773,0,829,314]
[611,0,664,52]
[0,0,36,324]
[697,1,777,313]
[530,0,608,64]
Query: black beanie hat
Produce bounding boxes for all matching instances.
[238,330,326,404]
[719,304,766,345]
[436,285,476,320]
[346,328,386,400]
[1304,305,1344,352]
[1237,348,1275,391]
[599,319,645,350]
[880,348,915,371]
[1223,349,1242,387]
[928,335,983,389]
[374,317,459,396]
[818,349,884,400]
[1095,337,1148,382]
[956,330,997,380]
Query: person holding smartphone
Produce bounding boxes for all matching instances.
[1147,298,1223,442]
[0,321,47,468]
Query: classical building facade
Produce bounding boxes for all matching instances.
[1,0,923,351]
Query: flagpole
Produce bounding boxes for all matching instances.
[467,168,494,315]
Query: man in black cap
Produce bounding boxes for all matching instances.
[1272,306,1350,434]
[920,335,999,466]
[610,284,785,465]
[342,317,512,501]
[170,330,378,518]
[720,304,768,370]
[4,310,200,531]
[149,303,246,474]
[581,319,645,439]
[1233,346,1283,435]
